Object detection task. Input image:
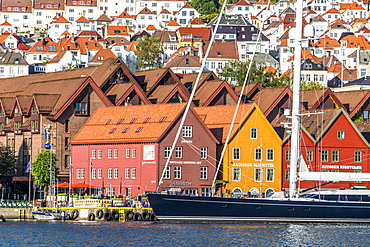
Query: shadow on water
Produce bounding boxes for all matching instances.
[1,220,370,247]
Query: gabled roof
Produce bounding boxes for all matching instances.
[134,68,182,94]
[334,89,370,117]
[147,83,190,104]
[107,26,130,36]
[137,7,155,15]
[164,54,201,68]
[194,80,239,106]
[195,104,253,142]
[71,103,218,144]
[76,16,91,23]
[202,40,238,59]
[117,11,134,19]
[53,15,69,24]
[300,88,344,110]
[167,19,180,27]
[27,37,63,54]
[251,87,291,113]
[96,13,112,22]
[105,81,151,105]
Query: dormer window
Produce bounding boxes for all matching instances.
[31,120,39,133]
[75,102,88,115]
[31,106,38,115]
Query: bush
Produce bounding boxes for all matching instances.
[57,193,67,196]
[71,193,78,198]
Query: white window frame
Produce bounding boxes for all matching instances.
[233,148,240,160]
[174,166,181,179]
[92,168,96,179]
[98,168,102,179]
[266,168,274,182]
[200,147,207,159]
[108,149,112,159]
[266,149,274,161]
[250,128,258,139]
[131,168,136,179]
[92,149,96,159]
[163,166,170,179]
[200,167,207,179]
[98,149,102,159]
[108,168,112,179]
[182,126,193,137]
[132,149,136,158]
[125,168,130,179]
[232,168,241,181]
[255,148,262,161]
[114,149,118,158]
[164,146,171,158]
[254,168,262,182]
[175,147,182,158]
[114,168,118,179]
[126,149,130,158]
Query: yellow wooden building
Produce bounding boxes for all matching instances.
[195,103,282,197]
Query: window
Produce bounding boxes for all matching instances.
[355,170,362,183]
[132,149,136,158]
[175,147,182,158]
[182,126,192,137]
[233,168,241,181]
[108,168,112,179]
[200,147,207,159]
[126,149,130,158]
[306,150,313,162]
[98,168,102,179]
[114,168,118,179]
[354,151,362,163]
[75,102,88,115]
[337,130,345,139]
[108,149,112,159]
[125,168,130,179]
[266,168,274,182]
[164,146,171,158]
[321,150,328,162]
[233,148,240,160]
[114,149,118,158]
[267,149,274,161]
[200,167,207,179]
[92,149,96,159]
[285,170,290,181]
[202,188,212,197]
[255,168,262,182]
[31,120,39,132]
[286,150,291,161]
[250,128,258,139]
[92,169,96,179]
[36,46,43,51]
[98,149,102,159]
[174,166,181,179]
[131,168,136,179]
[255,148,262,161]
[48,45,56,52]
[163,166,170,179]
[332,150,339,162]
[77,168,85,179]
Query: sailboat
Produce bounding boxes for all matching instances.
[147,0,370,222]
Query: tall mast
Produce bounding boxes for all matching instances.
[289,0,303,199]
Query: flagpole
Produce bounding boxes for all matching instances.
[69,156,72,206]
[28,160,31,204]
[89,157,92,195]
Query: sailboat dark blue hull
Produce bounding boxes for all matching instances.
[148,194,370,222]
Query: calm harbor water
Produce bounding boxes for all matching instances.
[1,220,370,246]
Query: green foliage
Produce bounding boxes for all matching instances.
[219,59,291,87]
[31,150,57,189]
[300,80,324,89]
[134,36,164,71]
[0,145,18,176]
[189,0,221,16]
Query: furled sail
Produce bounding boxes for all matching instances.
[298,172,370,181]
[298,155,370,181]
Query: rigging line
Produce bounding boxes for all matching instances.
[211,0,272,194]
[156,0,229,192]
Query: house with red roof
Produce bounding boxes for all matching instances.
[225,0,254,19]
[113,11,136,30]
[166,19,181,31]
[88,48,116,66]
[73,16,95,35]
[70,103,219,197]
[48,15,72,42]
[135,7,156,30]
[0,21,16,34]
[26,37,63,69]
[157,9,174,28]
[173,3,200,27]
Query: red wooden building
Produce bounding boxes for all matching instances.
[282,108,370,190]
[70,103,219,197]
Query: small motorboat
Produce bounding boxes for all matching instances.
[32,209,61,220]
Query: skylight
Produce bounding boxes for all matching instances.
[122,127,130,133]
[159,117,167,122]
[136,127,143,132]
[109,128,116,134]
[144,118,151,123]
[117,119,124,124]
[106,119,111,124]
[130,118,137,123]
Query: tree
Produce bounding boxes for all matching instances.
[134,36,164,71]
[0,145,18,176]
[300,80,324,89]
[219,59,291,87]
[31,150,57,190]
[189,0,220,19]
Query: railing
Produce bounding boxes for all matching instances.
[0,200,33,208]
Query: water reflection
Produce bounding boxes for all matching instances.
[1,221,370,246]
